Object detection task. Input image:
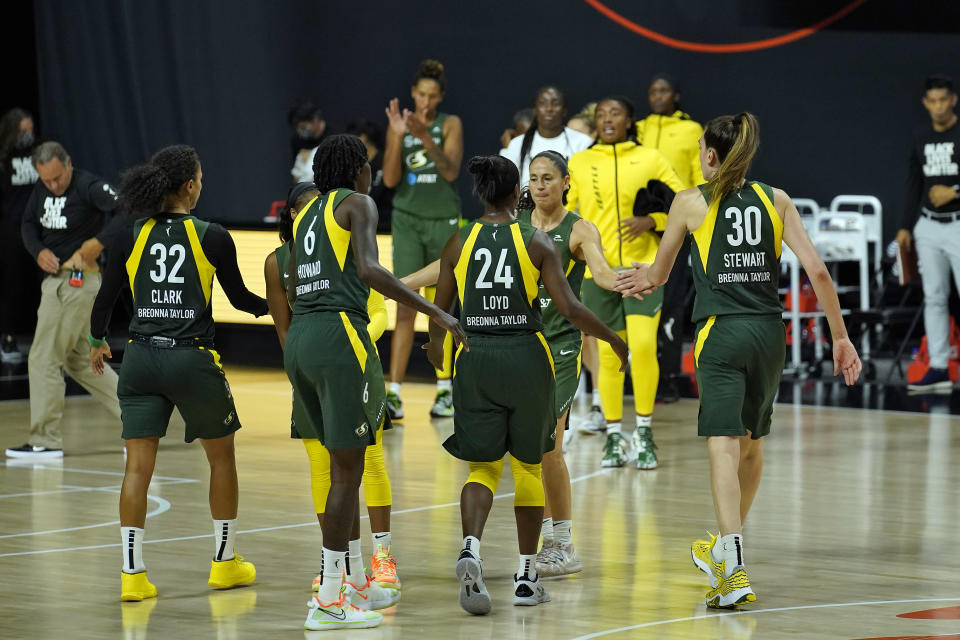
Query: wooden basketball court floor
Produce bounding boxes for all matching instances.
[2,368,959,639]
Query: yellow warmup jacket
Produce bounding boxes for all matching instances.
[636,110,704,189]
[567,140,685,269]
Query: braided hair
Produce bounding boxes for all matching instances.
[312,134,368,193]
[467,155,518,207]
[518,86,566,173]
[119,144,199,215]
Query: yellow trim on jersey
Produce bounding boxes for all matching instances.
[510,223,539,306]
[339,311,367,373]
[535,331,556,376]
[576,348,583,377]
[454,223,482,306]
[183,218,216,306]
[125,218,157,297]
[691,197,720,273]
[694,315,717,367]
[199,346,224,371]
[323,190,352,271]
[291,195,319,239]
[453,342,465,377]
[751,183,783,258]
[564,259,575,277]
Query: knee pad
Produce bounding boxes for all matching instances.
[466,459,504,494]
[302,439,331,514]
[510,456,544,507]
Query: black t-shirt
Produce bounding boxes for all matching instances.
[903,120,960,228]
[0,146,39,224]
[21,168,119,261]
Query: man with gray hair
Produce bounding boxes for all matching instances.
[5,141,122,458]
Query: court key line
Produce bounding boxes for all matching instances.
[0,468,610,558]
[569,597,960,639]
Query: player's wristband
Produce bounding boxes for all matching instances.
[88,333,106,347]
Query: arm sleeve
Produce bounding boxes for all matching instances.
[89,230,133,339]
[20,187,44,258]
[366,289,388,341]
[903,142,923,230]
[205,224,269,316]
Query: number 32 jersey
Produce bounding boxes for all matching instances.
[455,220,543,337]
[691,181,784,322]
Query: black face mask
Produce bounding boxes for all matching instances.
[17,131,35,149]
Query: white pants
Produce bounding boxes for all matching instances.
[914,215,960,369]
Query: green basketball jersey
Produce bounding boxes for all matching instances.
[690,181,784,322]
[455,220,542,336]
[291,188,370,321]
[517,209,585,343]
[126,215,217,339]
[392,112,460,220]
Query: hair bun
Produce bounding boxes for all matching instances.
[419,59,444,77]
[467,156,496,178]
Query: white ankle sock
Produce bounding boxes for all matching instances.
[711,533,744,577]
[317,547,346,604]
[553,520,572,545]
[346,538,365,585]
[462,535,480,558]
[372,531,391,551]
[540,518,554,543]
[607,422,622,435]
[388,382,401,395]
[591,390,601,408]
[518,554,537,579]
[437,379,452,392]
[636,415,652,428]
[213,519,236,561]
[121,526,145,573]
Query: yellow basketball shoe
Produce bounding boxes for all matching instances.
[208,554,256,589]
[371,546,401,590]
[690,533,721,587]
[120,571,157,601]
[705,566,757,609]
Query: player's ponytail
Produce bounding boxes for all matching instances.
[468,155,519,207]
[119,144,199,215]
[703,112,759,205]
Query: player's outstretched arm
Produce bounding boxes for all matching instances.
[401,259,441,290]
[344,193,466,347]
[779,188,861,385]
[530,230,628,372]
[424,233,466,369]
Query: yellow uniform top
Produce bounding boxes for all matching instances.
[635,110,705,189]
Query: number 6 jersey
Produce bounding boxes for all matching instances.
[690,181,784,322]
[455,219,543,336]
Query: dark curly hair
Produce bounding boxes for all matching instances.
[119,145,200,215]
[312,134,368,193]
[467,155,518,207]
[413,59,446,92]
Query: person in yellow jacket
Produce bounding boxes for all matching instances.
[567,95,684,469]
[636,73,705,402]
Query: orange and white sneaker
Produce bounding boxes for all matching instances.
[304,593,382,630]
[344,573,401,610]
[371,546,401,590]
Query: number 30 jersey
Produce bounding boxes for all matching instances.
[126,215,218,338]
[691,181,784,322]
[455,220,542,337]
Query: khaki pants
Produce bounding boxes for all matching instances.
[27,271,121,449]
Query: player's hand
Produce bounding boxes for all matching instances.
[618,215,655,242]
[429,310,469,352]
[90,342,112,375]
[895,228,912,253]
[385,98,410,136]
[929,184,959,208]
[832,336,861,386]
[614,262,657,297]
[406,113,430,142]
[37,248,60,274]
[610,335,629,373]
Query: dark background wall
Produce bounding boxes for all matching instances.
[25,0,960,240]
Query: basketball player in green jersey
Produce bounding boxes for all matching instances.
[88,145,268,601]
[383,59,463,419]
[285,135,463,630]
[426,155,627,615]
[616,113,862,608]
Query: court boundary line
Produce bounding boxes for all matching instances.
[569,597,960,639]
[0,469,609,558]
[0,491,170,539]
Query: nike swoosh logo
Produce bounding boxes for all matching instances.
[323,607,347,620]
[559,349,576,356]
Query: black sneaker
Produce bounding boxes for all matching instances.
[5,443,64,458]
[907,368,953,394]
[0,335,22,364]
